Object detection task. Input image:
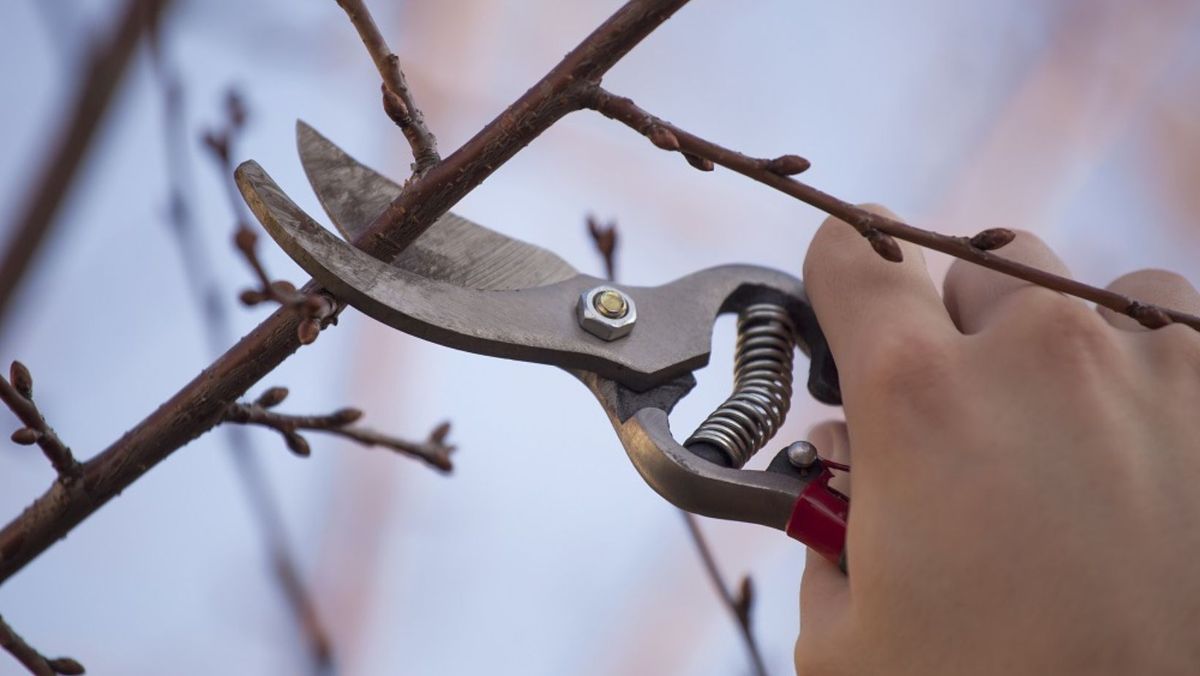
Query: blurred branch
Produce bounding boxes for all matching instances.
[224,388,455,472]
[1,362,81,483]
[0,0,690,587]
[582,86,1200,331]
[0,614,83,676]
[586,215,619,281]
[0,0,171,329]
[148,41,336,674]
[334,0,440,174]
[682,514,767,676]
[585,217,767,676]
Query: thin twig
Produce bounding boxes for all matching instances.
[356,0,693,260]
[0,0,691,587]
[231,226,337,346]
[682,514,767,676]
[582,86,1200,332]
[585,216,767,676]
[0,0,171,328]
[148,39,336,674]
[1,363,81,483]
[200,90,337,345]
[334,0,440,174]
[0,614,83,676]
[586,215,619,281]
[223,388,455,472]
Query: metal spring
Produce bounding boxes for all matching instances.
[686,303,796,468]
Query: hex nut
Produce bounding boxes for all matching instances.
[578,286,637,341]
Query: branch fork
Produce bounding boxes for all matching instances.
[223,387,455,472]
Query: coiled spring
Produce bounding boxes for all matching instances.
[686,303,797,468]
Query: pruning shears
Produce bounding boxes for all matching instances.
[236,123,851,568]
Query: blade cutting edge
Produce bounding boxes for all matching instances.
[297,121,577,291]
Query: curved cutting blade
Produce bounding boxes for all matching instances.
[235,158,815,390]
[296,121,577,291]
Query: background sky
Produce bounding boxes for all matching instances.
[1,1,1198,674]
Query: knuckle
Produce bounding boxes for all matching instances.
[1012,293,1122,370]
[853,328,958,405]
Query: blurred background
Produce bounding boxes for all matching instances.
[0,0,1197,674]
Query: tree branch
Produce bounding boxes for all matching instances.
[0,0,171,328]
[334,0,440,174]
[582,86,1200,332]
[681,514,767,676]
[1,363,81,483]
[0,0,692,587]
[357,0,693,261]
[223,388,455,472]
[0,614,83,676]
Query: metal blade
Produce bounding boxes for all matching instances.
[296,121,577,291]
[237,158,812,390]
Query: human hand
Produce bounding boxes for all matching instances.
[794,205,1200,675]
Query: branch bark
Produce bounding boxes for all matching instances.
[0,0,171,328]
[334,0,440,174]
[1,363,81,483]
[0,0,691,587]
[0,614,83,676]
[582,86,1200,331]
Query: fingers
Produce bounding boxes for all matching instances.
[796,419,852,666]
[796,546,850,671]
[1098,269,1200,331]
[803,205,956,393]
[942,230,1073,333]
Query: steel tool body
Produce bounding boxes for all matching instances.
[236,123,851,567]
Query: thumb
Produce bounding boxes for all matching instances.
[796,546,851,673]
[796,419,853,672]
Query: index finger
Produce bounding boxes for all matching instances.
[802,205,957,396]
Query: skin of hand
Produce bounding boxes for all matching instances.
[794,205,1200,676]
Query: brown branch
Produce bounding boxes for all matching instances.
[0,614,83,676]
[358,0,693,260]
[334,0,440,174]
[682,514,767,676]
[585,217,767,676]
[223,388,455,472]
[582,86,1200,332]
[149,45,335,673]
[0,0,689,587]
[1,363,81,483]
[0,0,171,328]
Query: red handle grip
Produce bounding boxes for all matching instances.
[784,467,849,566]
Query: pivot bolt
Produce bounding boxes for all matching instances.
[578,286,637,341]
[593,289,629,319]
[785,441,819,469]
